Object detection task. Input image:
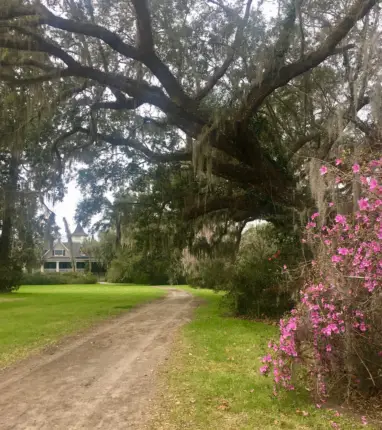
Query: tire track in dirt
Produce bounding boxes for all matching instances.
[0,288,196,430]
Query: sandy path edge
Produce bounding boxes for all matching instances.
[0,288,197,430]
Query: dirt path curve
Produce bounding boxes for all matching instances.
[0,288,196,430]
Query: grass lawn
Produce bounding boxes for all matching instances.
[0,284,165,367]
[152,287,373,430]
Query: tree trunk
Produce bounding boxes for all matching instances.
[0,150,20,292]
[115,212,122,250]
[0,151,19,263]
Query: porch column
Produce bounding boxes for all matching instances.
[56,261,60,273]
[40,264,44,273]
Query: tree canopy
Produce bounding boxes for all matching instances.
[0,0,381,288]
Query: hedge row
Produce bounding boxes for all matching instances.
[22,272,97,285]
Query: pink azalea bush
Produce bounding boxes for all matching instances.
[261,158,382,402]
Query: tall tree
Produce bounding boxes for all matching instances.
[0,0,380,229]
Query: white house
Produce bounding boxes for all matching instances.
[41,224,93,273]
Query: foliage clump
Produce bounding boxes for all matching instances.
[0,261,22,293]
[261,158,382,404]
[185,223,301,318]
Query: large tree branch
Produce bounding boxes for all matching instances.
[0,32,204,134]
[0,29,78,67]
[1,3,193,107]
[130,0,154,53]
[289,131,321,156]
[195,0,253,101]
[242,0,379,119]
[183,193,278,221]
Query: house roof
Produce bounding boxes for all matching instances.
[43,241,90,260]
[71,224,88,237]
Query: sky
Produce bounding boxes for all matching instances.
[53,0,277,234]
[52,181,83,234]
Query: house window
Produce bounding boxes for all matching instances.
[54,250,65,256]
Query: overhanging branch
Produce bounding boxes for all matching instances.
[0,3,193,107]
[243,0,378,118]
[76,127,192,163]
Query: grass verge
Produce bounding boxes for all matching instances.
[0,284,165,367]
[151,287,373,429]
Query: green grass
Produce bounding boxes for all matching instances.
[0,284,165,367]
[152,287,372,430]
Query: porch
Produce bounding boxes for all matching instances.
[41,262,89,273]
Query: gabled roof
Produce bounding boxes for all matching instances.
[43,241,89,259]
[63,242,88,258]
[71,224,88,237]
[42,240,70,257]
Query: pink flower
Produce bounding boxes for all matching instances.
[338,247,350,255]
[361,416,368,426]
[320,165,328,175]
[326,344,332,352]
[335,177,341,184]
[322,324,339,336]
[370,178,378,190]
[262,354,272,363]
[335,159,342,166]
[335,214,347,225]
[358,198,369,211]
[331,255,342,263]
[311,212,320,220]
[359,322,367,332]
[328,202,334,207]
[260,365,269,374]
[283,265,287,270]
[352,163,360,173]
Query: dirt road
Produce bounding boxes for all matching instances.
[0,288,196,430]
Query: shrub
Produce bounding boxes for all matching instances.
[0,263,22,292]
[186,257,233,290]
[229,256,294,318]
[22,272,97,285]
[184,224,300,318]
[106,246,175,285]
[261,157,382,403]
